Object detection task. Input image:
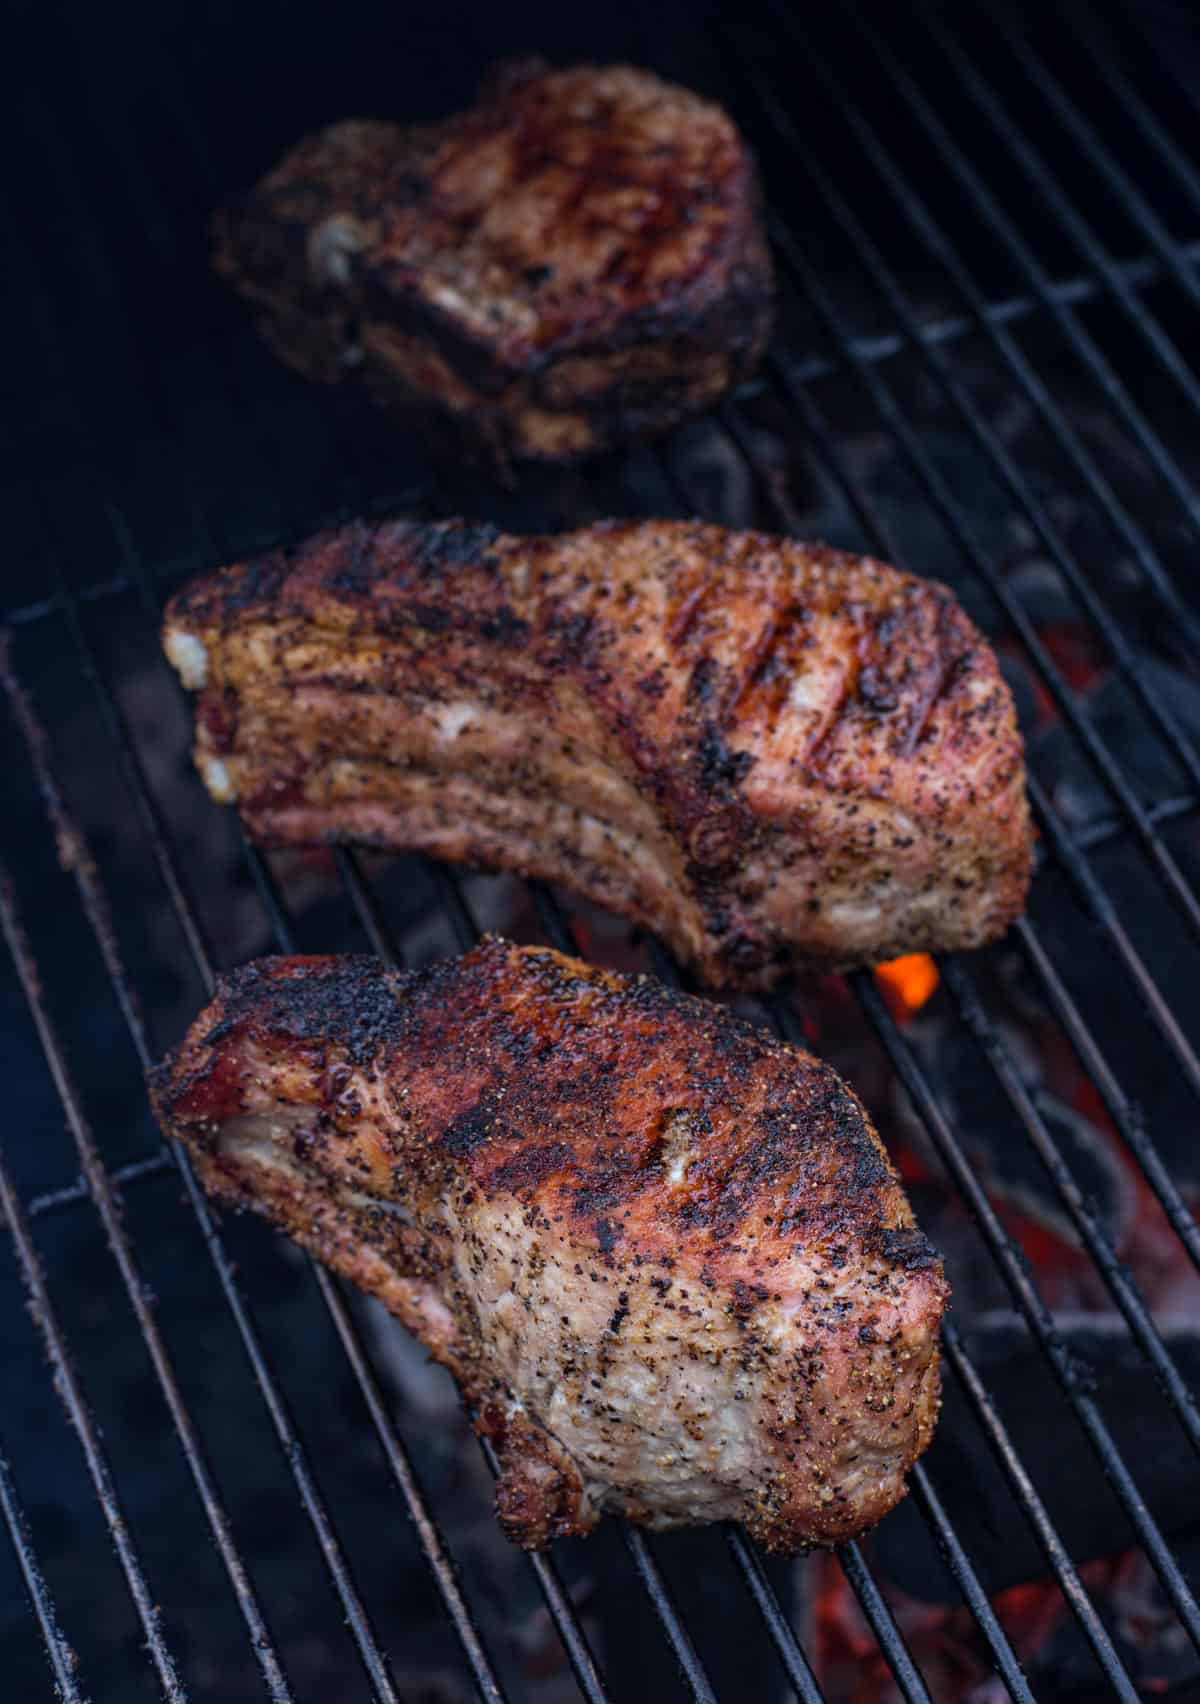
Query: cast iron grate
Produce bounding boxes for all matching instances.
[3,0,1200,1698]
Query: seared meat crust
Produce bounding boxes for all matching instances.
[149,940,947,1550]
[213,60,773,464]
[165,517,1033,988]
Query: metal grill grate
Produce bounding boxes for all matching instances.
[4,1,1200,1698]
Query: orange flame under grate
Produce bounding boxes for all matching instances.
[874,953,940,1018]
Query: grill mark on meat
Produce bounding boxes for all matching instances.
[726,604,792,720]
[902,651,960,756]
[801,667,856,777]
[733,601,815,727]
[150,940,948,1552]
[899,596,973,755]
[667,574,717,647]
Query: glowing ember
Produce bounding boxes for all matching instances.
[874,953,940,1017]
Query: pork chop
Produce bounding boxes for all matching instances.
[164,516,1033,987]
[213,60,773,464]
[149,940,947,1549]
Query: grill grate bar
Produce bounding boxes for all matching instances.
[941,952,1200,1448]
[721,1529,825,1704]
[748,240,1200,396]
[765,211,1200,947]
[744,257,1200,1201]
[839,0,1198,613]
[1076,795,1200,850]
[720,375,1200,1269]
[1025,767,1200,1104]
[836,1545,934,1704]
[310,1261,514,1704]
[0,891,185,1702]
[5,574,130,630]
[830,0,1200,558]
[863,956,1200,1654]
[1067,1,1200,227]
[1011,915,1200,1272]
[856,983,1147,1699]
[0,676,292,1699]
[764,0,1200,691]
[936,1323,1139,1703]
[996,13,1200,312]
[621,1528,719,1704]
[718,390,1200,1649]
[26,1147,174,1220]
[4,627,407,1704]
[906,1465,1036,1704]
[1128,0,1200,197]
[0,1447,87,1703]
[753,981,1086,1697]
[920,5,1200,431]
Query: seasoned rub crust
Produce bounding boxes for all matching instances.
[149,940,947,1550]
[165,517,1033,988]
[213,61,773,464]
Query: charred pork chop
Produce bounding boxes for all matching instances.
[213,60,773,465]
[164,517,1033,988]
[149,940,947,1549]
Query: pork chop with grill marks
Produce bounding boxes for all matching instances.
[164,517,1033,988]
[148,940,948,1550]
[213,60,773,465]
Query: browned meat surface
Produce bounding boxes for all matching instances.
[149,940,947,1550]
[164,517,1033,988]
[212,60,773,465]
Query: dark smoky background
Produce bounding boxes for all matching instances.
[4,0,1200,1699]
